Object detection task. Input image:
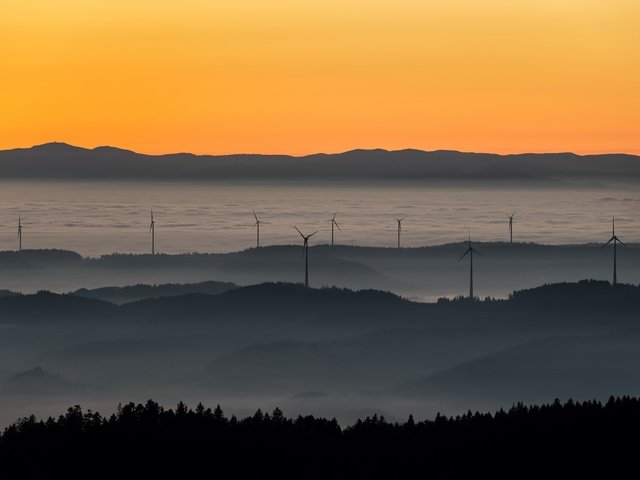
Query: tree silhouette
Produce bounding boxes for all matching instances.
[1,396,640,478]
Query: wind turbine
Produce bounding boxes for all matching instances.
[295,226,317,288]
[507,212,516,244]
[395,217,405,249]
[458,235,482,299]
[17,216,22,252]
[252,209,264,248]
[330,212,341,246]
[149,210,156,255]
[601,216,625,286]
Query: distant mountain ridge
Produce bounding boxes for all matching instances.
[0,142,637,181]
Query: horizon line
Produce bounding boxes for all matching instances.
[3,141,639,159]
[1,240,636,259]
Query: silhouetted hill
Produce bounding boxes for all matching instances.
[4,242,638,302]
[2,397,640,478]
[1,280,639,328]
[0,291,116,322]
[508,279,640,309]
[0,282,413,325]
[0,249,82,269]
[73,280,237,304]
[0,143,637,180]
[118,283,412,325]
[87,248,386,280]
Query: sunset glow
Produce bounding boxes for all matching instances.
[1,0,639,155]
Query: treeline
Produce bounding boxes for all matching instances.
[2,397,640,479]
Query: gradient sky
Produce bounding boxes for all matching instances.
[1,0,639,155]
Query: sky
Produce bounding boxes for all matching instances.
[1,0,639,155]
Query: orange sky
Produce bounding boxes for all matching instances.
[1,0,639,155]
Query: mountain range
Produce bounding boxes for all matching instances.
[0,142,638,181]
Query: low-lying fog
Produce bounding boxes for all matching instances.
[0,265,639,426]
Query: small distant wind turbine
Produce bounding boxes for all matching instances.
[17,216,22,252]
[149,210,156,255]
[601,216,625,286]
[458,235,482,299]
[395,217,405,249]
[507,212,516,244]
[330,212,341,246]
[295,226,317,288]
[252,209,264,248]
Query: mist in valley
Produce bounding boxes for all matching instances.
[0,178,638,427]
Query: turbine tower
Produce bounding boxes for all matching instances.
[395,217,405,249]
[601,216,625,286]
[17,216,22,252]
[252,209,264,248]
[295,226,317,288]
[149,210,156,255]
[458,236,482,299]
[330,212,341,246]
[507,212,516,244]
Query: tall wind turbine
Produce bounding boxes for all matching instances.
[458,236,482,299]
[17,216,22,252]
[295,226,317,288]
[395,217,405,249]
[252,209,264,248]
[601,216,625,286]
[330,212,341,246]
[149,210,156,255]
[507,212,516,243]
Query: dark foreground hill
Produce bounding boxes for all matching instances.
[2,396,639,479]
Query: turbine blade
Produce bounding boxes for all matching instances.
[616,236,626,247]
[335,222,342,231]
[458,249,470,261]
[253,209,259,222]
[600,237,614,248]
[309,231,318,237]
[295,226,305,238]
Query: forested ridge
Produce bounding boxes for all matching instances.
[2,396,639,479]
